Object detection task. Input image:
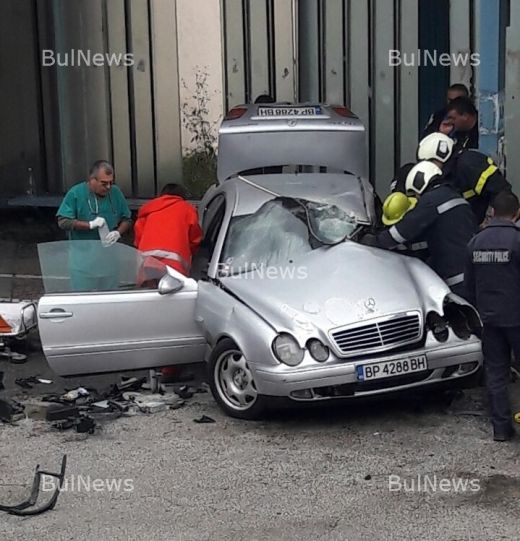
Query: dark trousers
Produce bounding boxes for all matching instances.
[481,325,520,432]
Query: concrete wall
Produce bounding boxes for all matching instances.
[0,0,491,200]
[176,0,225,154]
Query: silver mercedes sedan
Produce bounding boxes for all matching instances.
[38,103,483,419]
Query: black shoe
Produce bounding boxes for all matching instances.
[493,426,515,442]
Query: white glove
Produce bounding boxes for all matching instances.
[89,217,107,229]
[103,230,121,246]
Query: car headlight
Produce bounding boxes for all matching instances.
[307,339,329,362]
[444,301,482,340]
[426,312,449,342]
[272,333,305,366]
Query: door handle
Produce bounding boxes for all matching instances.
[40,309,74,319]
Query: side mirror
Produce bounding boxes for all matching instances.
[158,274,184,295]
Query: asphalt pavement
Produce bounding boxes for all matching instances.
[1,210,520,540]
[1,346,520,541]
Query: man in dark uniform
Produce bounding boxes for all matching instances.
[422,83,470,139]
[389,132,454,194]
[377,161,477,298]
[445,149,511,225]
[445,96,479,151]
[465,191,520,441]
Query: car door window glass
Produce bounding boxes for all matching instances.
[38,241,169,294]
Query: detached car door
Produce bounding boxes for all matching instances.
[37,241,206,376]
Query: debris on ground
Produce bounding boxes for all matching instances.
[61,387,89,402]
[15,376,53,389]
[193,415,215,424]
[0,397,25,423]
[2,374,195,435]
[122,391,184,412]
[0,455,67,516]
[177,385,197,399]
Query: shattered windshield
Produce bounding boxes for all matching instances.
[220,197,360,276]
[38,241,169,293]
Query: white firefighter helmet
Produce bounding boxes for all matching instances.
[405,161,443,196]
[417,132,454,163]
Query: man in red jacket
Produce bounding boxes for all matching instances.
[135,184,202,280]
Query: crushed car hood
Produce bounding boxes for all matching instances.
[220,241,450,339]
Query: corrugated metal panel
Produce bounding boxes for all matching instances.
[399,0,419,167]
[3,1,480,201]
[273,0,297,101]
[105,0,132,194]
[150,0,183,190]
[298,0,321,101]
[127,0,155,197]
[449,0,473,90]
[323,0,344,104]
[372,0,395,190]
[248,0,271,101]
[54,0,111,186]
[0,0,44,196]
[348,0,370,167]
[223,0,246,107]
[505,0,520,191]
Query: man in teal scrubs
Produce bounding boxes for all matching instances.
[56,160,132,291]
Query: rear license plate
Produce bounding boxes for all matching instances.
[257,106,322,117]
[356,355,427,382]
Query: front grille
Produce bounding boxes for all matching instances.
[329,312,422,358]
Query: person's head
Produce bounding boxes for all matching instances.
[446,83,469,103]
[491,190,520,222]
[382,192,417,226]
[88,160,114,197]
[254,94,275,104]
[445,96,477,132]
[417,132,454,167]
[405,161,443,198]
[161,183,187,199]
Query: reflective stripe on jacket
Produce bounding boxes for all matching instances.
[377,183,477,284]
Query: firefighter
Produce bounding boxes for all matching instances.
[416,132,454,169]
[464,191,520,441]
[380,191,428,261]
[382,192,417,226]
[377,161,477,297]
[446,149,511,226]
[389,132,454,194]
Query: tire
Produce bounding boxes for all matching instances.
[208,339,268,420]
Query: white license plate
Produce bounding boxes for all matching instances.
[257,106,322,117]
[356,355,428,381]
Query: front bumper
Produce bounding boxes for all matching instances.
[253,335,482,400]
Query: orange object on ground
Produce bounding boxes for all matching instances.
[0,316,13,333]
[134,195,203,276]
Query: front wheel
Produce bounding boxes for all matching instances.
[208,339,268,420]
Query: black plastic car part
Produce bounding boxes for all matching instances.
[0,455,67,516]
